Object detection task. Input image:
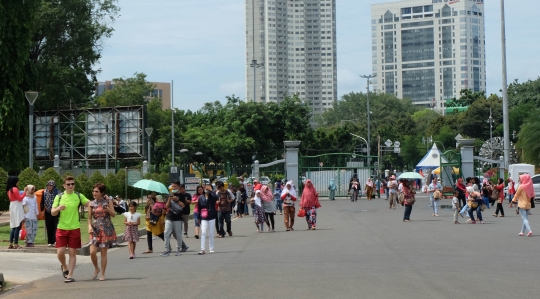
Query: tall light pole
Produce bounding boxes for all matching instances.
[102,113,112,174]
[25,91,39,169]
[250,60,263,102]
[360,74,376,168]
[171,80,175,166]
[145,128,153,172]
[500,0,510,169]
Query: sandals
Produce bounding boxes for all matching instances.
[92,268,100,280]
[64,278,75,283]
[141,250,153,254]
[61,265,69,279]
[194,235,199,239]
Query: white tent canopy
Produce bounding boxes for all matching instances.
[415,144,448,171]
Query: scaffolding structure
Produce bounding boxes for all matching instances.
[33,106,147,170]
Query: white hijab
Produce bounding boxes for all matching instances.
[281,180,297,198]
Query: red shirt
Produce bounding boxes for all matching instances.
[495,184,505,199]
[8,187,26,202]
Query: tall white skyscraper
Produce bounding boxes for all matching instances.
[371,0,486,112]
[245,0,337,114]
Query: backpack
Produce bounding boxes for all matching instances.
[57,192,83,221]
[491,187,500,201]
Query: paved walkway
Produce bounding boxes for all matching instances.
[1,194,539,298]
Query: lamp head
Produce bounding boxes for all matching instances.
[25,91,39,105]
[145,128,153,136]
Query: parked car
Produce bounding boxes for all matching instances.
[532,174,540,202]
[259,176,271,185]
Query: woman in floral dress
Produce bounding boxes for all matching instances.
[88,183,117,281]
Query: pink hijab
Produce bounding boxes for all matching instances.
[301,180,321,209]
[519,174,536,199]
[260,185,273,202]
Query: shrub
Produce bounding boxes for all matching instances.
[18,167,41,191]
[0,168,8,211]
[39,168,63,190]
[75,173,92,199]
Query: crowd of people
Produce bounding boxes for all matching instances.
[6,171,535,284]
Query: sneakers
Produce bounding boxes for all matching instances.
[198,250,205,255]
[48,244,54,247]
[183,233,188,238]
[469,221,476,224]
[175,251,181,256]
[160,251,171,257]
[180,246,189,252]
[210,250,215,254]
[527,232,533,237]
[454,221,460,224]
[228,231,233,237]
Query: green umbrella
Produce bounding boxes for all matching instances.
[132,179,170,194]
[398,172,424,180]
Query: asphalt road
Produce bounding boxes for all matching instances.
[3,194,540,299]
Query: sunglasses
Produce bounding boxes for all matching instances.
[65,183,75,186]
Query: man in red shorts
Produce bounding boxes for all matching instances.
[51,176,90,283]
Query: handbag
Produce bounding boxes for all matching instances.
[297,208,306,217]
[201,208,208,218]
[480,204,487,212]
[398,192,405,204]
[406,197,416,204]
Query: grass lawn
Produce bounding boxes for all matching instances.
[0,206,147,247]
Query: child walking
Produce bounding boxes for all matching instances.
[22,185,39,247]
[123,201,141,259]
[452,191,460,224]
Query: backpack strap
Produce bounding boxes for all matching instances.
[57,192,83,222]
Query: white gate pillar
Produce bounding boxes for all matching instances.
[458,139,475,179]
[284,141,301,188]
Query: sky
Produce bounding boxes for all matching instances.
[97,0,540,112]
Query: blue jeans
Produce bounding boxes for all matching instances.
[9,223,22,244]
[508,194,514,204]
[275,200,283,213]
[482,196,490,209]
[430,197,439,214]
[468,205,483,221]
[519,208,532,234]
[460,204,469,215]
[244,203,249,215]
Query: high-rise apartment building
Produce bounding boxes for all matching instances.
[245,0,337,114]
[371,0,486,111]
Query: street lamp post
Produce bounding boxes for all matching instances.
[102,113,112,174]
[250,59,263,102]
[360,74,376,168]
[145,128,153,172]
[487,108,494,151]
[500,0,510,170]
[25,91,39,169]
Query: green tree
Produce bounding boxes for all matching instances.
[115,169,127,198]
[75,173,92,199]
[96,72,155,107]
[31,0,120,111]
[459,95,502,141]
[0,0,40,172]
[89,170,106,188]
[516,117,540,166]
[0,168,9,211]
[446,89,486,108]
[105,172,119,197]
[18,168,41,190]
[39,167,63,190]
[508,78,540,108]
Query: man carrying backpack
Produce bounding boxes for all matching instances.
[51,176,91,283]
[216,181,235,238]
[161,180,189,257]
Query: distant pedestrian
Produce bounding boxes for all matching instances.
[375,178,381,198]
[161,180,188,257]
[252,190,265,232]
[52,176,91,283]
[382,178,389,200]
[192,186,204,238]
[402,180,415,222]
[388,175,398,209]
[512,174,535,236]
[88,183,117,281]
[198,187,218,254]
[349,177,360,202]
[300,180,321,230]
[6,176,26,250]
[123,201,141,259]
[428,178,441,216]
[507,177,516,208]
[216,181,235,238]
[42,180,60,247]
[142,195,165,254]
[365,178,374,200]
[261,185,276,232]
[274,182,283,214]
[22,185,39,247]
[493,178,505,217]
[281,181,297,231]
[452,191,460,224]
[328,179,336,201]
[455,178,467,208]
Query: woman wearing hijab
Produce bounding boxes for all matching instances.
[507,177,516,208]
[493,178,505,217]
[328,179,336,201]
[260,185,276,232]
[365,178,374,200]
[6,176,26,249]
[300,180,322,230]
[512,174,535,236]
[402,180,415,222]
[281,181,297,231]
[41,180,60,246]
[252,190,266,232]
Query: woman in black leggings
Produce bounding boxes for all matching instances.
[261,186,276,232]
[141,196,165,254]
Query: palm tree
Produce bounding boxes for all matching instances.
[516,118,540,166]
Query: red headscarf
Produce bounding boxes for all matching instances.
[301,180,321,209]
[456,178,466,191]
[519,174,536,199]
[260,185,273,202]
